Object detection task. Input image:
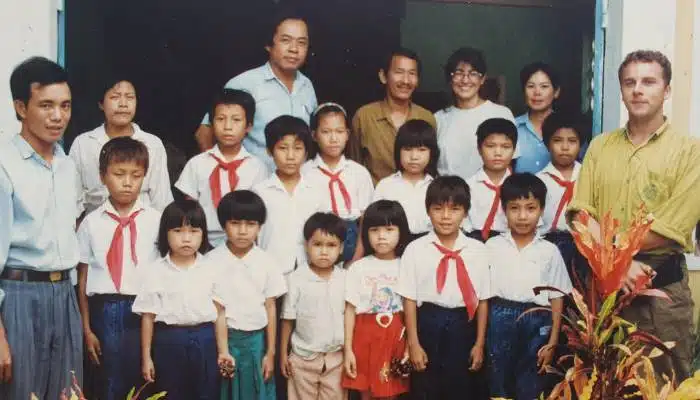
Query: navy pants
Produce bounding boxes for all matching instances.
[88,294,143,400]
[487,298,551,400]
[153,323,220,400]
[411,303,479,400]
[543,230,588,285]
[343,219,359,262]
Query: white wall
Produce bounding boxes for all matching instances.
[0,0,60,138]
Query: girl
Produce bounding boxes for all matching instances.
[373,119,439,236]
[342,200,411,399]
[133,200,232,400]
[302,102,374,262]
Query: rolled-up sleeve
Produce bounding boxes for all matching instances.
[567,135,603,223]
[0,166,13,306]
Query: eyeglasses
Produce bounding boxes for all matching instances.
[451,70,484,81]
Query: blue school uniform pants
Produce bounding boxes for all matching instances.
[343,219,359,262]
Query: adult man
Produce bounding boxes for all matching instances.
[568,50,700,381]
[194,12,317,170]
[0,57,83,399]
[348,48,436,183]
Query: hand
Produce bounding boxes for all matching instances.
[344,350,357,379]
[409,341,428,372]
[218,352,236,379]
[0,335,11,383]
[537,344,555,374]
[469,344,484,372]
[142,357,156,383]
[280,353,293,379]
[262,352,274,381]
[85,331,102,366]
[622,260,655,293]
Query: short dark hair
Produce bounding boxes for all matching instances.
[519,62,560,90]
[303,212,346,242]
[500,173,547,209]
[98,75,135,103]
[361,200,411,257]
[264,115,313,154]
[157,200,213,257]
[542,112,589,148]
[217,190,267,227]
[10,56,69,121]
[209,88,256,126]
[443,47,487,82]
[394,119,439,177]
[618,50,672,85]
[268,8,308,47]
[476,118,518,149]
[310,103,348,131]
[98,136,149,176]
[425,175,471,212]
[383,47,422,76]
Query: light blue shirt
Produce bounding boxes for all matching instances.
[514,113,550,174]
[0,135,82,304]
[202,62,317,170]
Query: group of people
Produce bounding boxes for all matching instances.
[1,9,700,400]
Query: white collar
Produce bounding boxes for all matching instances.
[424,230,472,252]
[100,198,145,217]
[207,144,250,161]
[540,162,581,181]
[474,168,511,186]
[296,263,343,282]
[164,253,203,271]
[312,154,348,173]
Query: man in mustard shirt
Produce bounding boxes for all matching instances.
[568,50,700,381]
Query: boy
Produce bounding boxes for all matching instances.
[176,88,269,247]
[77,137,161,400]
[396,176,491,400]
[465,118,518,242]
[280,212,347,400]
[209,190,287,400]
[70,76,173,214]
[486,173,572,400]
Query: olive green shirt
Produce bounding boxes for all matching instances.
[568,120,700,253]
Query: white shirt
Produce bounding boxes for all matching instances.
[396,231,491,308]
[345,255,403,314]
[486,233,572,306]
[175,145,269,247]
[77,200,161,296]
[209,245,287,331]
[69,123,174,214]
[253,174,326,275]
[536,162,581,232]
[302,155,374,220]
[281,264,345,359]
[373,172,433,234]
[132,254,221,325]
[464,168,511,233]
[435,102,516,181]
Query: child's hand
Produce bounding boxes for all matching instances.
[537,344,555,374]
[142,357,156,383]
[409,342,428,372]
[85,331,102,366]
[344,349,357,379]
[218,352,236,379]
[469,344,484,371]
[262,352,274,381]
[280,353,293,379]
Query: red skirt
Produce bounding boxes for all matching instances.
[342,312,409,397]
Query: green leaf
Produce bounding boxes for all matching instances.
[595,291,617,335]
[145,392,167,400]
[127,387,135,400]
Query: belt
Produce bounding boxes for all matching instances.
[634,253,685,289]
[0,267,71,282]
[490,297,539,310]
[155,322,213,329]
[91,294,136,302]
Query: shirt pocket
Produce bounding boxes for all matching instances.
[635,167,671,212]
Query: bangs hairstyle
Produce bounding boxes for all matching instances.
[217,190,267,227]
[99,75,136,103]
[542,112,589,147]
[425,175,471,212]
[476,118,518,149]
[303,212,346,243]
[310,102,348,131]
[394,119,439,177]
[157,200,213,257]
[519,62,560,90]
[361,200,411,257]
[383,47,422,76]
[209,88,256,126]
[10,56,68,121]
[98,136,149,176]
[500,173,547,209]
[443,47,487,82]
[264,115,313,155]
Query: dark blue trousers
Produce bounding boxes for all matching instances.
[153,323,220,400]
[343,219,359,262]
[543,230,588,285]
[88,294,142,400]
[487,298,551,400]
[411,303,478,400]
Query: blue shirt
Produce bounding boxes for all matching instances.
[202,62,317,170]
[514,113,551,174]
[0,135,82,304]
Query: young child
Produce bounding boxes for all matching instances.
[373,119,438,236]
[303,103,374,262]
[176,88,269,247]
[76,137,162,400]
[133,200,225,400]
[396,176,491,399]
[280,212,347,400]
[342,200,411,399]
[486,173,572,400]
[208,190,287,400]
[70,76,173,214]
[465,118,518,242]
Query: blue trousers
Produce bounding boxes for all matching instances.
[543,230,588,285]
[343,219,359,262]
[487,298,551,400]
[153,323,220,400]
[411,303,478,400]
[88,294,142,400]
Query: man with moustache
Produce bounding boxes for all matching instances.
[348,48,436,183]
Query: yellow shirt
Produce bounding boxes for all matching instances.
[568,120,700,253]
[348,100,436,183]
